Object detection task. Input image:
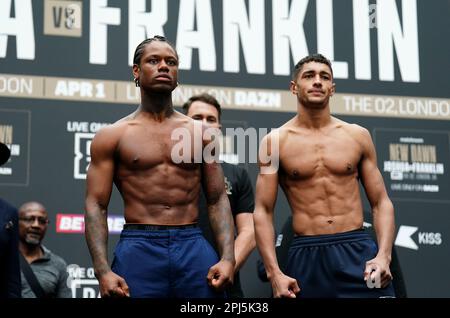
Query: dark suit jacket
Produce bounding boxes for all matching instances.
[0,198,21,298]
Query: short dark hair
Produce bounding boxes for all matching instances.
[133,35,178,66]
[292,54,333,80]
[182,93,222,121]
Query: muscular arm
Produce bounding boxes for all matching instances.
[359,128,395,286]
[234,213,255,272]
[359,128,395,260]
[254,133,299,297]
[85,126,129,297]
[233,168,256,272]
[254,133,280,279]
[84,127,116,278]
[202,160,236,290]
[253,171,279,279]
[202,161,235,264]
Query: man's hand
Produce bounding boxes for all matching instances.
[270,272,300,298]
[97,271,130,298]
[207,259,234,291]
[364,256,393,288]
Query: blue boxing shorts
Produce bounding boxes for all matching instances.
[111,223,225,298]
[286,228,395,298]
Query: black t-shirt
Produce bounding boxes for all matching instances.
[197,162,255,297]
[198,162,254,247]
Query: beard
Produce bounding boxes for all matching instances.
[25,234,41,245]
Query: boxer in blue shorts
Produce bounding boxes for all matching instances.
[287,229,394,298]
[254,54,396,298]
[111,224,224,298]
[85,36,235,298]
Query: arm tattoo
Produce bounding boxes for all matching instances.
[85,206,110,277]
[204,164,235,263]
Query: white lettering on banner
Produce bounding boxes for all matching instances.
[74,132,95,179]
[0,0,35,60]
[384,162,444,174]
[400,99,450,117]
[54,80,103,98]
[67,121,109,133]
[0,167,12,175]
[56,214,124,233]
[0,125,13,144]
[0,0,422,82]
[173,86,234,106]
[67,264,100,298]
[316,0,348,78]
[9,144,20,156]
[89,122,108,132]
[353,0,371,80]
[234,91,281,108]
[390,183,440,192]
[89,0,121,64]
[128,0,167,66]
[223,0,265,74]
[0,77,33,94]
[67,121,89,133]
[177,0,216,71]
[108,218,126,233]
[343,96,450,118]
[68,122,110,179]
[377,0,420,82]
[59,215,82,232]
[272,0,309,76]
[395,225,443,250]
[418,232,442,245]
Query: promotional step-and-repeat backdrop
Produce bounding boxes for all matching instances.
[1,0,449,297]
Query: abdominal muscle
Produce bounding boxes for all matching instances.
[116,165,202,225]
[282,177,365,235]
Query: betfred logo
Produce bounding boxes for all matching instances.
[56,214,85,233]
[56,214,125,234]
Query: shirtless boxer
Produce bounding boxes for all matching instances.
[85,36,235,298]
[254,54,395,298]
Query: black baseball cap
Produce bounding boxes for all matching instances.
[0,142,11,166]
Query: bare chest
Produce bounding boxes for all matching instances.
[280,133,362,179]
[117,126,199,170]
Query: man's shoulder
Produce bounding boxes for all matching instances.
[222,161,239,171]
[91,118,133,147]
[336,119,371,140]
[222,162,249,180]
[334,118,368,133]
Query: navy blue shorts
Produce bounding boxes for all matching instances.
[111,224,225,298]
[286,229,396,298]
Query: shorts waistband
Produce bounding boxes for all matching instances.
[123,223,198,231]
[291,228,371,247]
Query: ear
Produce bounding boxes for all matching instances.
[330,82,336,96]
[132,64,140,79]
[289,81,298,95]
